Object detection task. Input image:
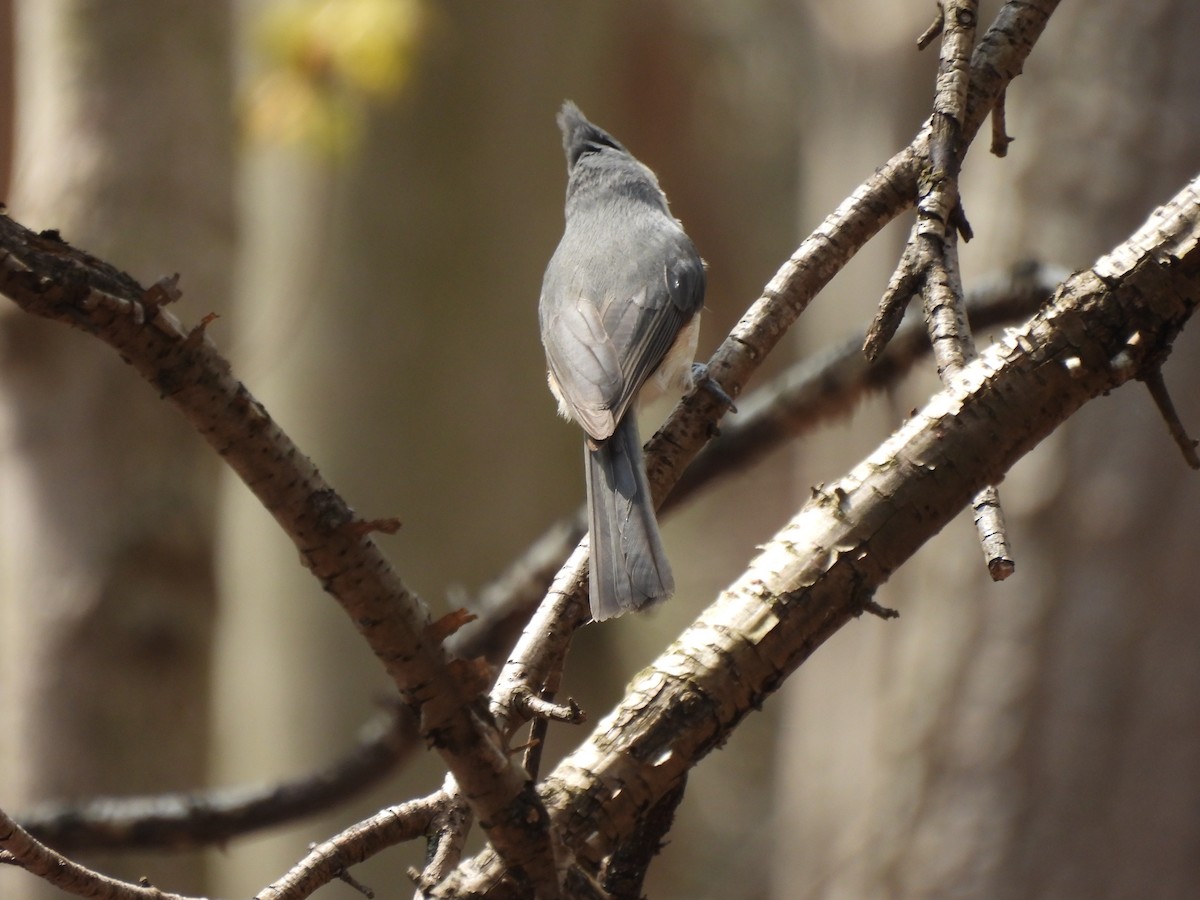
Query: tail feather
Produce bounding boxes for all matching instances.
[585,416,673,621]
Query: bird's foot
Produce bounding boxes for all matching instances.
[691,362,737,413]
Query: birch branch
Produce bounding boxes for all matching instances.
[450,171,1200,898]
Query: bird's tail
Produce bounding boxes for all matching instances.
[585,416,674,621]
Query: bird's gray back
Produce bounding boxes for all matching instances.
[539,192,704,441]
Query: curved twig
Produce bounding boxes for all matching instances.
[256,793,442,900]
[0,806,205,900]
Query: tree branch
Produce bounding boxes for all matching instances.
[11,260,1060,853]
[447,172,1200,897]
[480,0,1063,755]
[0,806,206,900]
[14,265,1043,869]
[0,4,1074,894]
[256,793,442,900]
[0,219,561,895]
[16,704,417,852]
[868,0,1016,575]
[670,261,1065,510]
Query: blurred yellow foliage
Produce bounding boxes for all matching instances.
[245,0,423,156]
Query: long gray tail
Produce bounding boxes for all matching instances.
[585,415,674,621]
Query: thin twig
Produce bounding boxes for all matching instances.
[864,236,924,360]
[927,240,1016,577]
[522,718,550,786]
[512,688,585,728]
[991,88,1014,156]
[256,793,442,900]
[410,778,473,899]
[519,649,584,783]
[867,0,980,359]
[917,2,946,50]
[881,0,1016,577]
[336,867,376,899]
[1142,366,1200,469]
[0,807,205,900]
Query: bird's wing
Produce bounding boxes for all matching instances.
[541,225,704,443]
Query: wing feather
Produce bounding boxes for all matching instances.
[540,212,703,443]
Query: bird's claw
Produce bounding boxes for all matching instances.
[691,362,737,413]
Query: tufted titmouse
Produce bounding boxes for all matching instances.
[539,101,706,621]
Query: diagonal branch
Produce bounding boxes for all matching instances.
[8,263,1055,863]
[0,5,1065,892]
[0,218,562,896]
[671,261,1065,503]
[451,171,1200,898]
[17,704,417,852]
[484,0,1063,749]
[255,794,442,900]
[0,806,206,900]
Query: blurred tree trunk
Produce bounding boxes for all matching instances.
[0,0,12,196]
[773,3,1200,898]
[0,2,234,898]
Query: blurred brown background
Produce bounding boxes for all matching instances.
[1,2,1198,898]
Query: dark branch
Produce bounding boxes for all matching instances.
[18,705,417,851]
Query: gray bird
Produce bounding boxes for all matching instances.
[539,101,706,621]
